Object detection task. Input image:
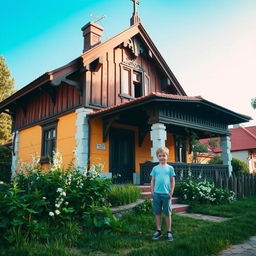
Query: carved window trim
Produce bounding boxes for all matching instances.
[120,63,150,99]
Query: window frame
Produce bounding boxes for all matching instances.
[120,64,150,99]
[40,121,57,163]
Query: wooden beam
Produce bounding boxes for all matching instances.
[102,115,119,142]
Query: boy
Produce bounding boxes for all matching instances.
[150,146,175,241]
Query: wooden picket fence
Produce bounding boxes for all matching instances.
[214,171,256,198]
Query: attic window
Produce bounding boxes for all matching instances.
[120,66,150,99]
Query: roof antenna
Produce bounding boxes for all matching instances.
[89,14,106,26]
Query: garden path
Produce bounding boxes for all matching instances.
[215,236,256,256]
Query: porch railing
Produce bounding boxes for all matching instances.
[140,161,229,185]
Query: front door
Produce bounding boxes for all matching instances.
[109,128,135,183]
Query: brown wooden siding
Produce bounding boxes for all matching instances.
[14,83,82,130]
[87,44,165,108]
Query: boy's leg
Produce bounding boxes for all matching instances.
[155,215,161,231]
[165,215,171,232]
[162,194,174,241]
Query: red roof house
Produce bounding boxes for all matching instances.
[201,125,256,173]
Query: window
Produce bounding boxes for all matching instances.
[120,65,149,98]
[175,136,187,163]
[133,71,142,98]
[41,122,57,162]
[121,68,131,95]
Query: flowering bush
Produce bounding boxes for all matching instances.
[175,179,236,205]
[0,152,113,245]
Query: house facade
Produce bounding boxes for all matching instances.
[0,2,251,183]
[201,126,256,174]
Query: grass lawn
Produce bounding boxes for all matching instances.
[1,196,256,256]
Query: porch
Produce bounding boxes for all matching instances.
[88,93,250,184]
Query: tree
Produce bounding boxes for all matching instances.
[0,56,15,145]
[251,98,256,109]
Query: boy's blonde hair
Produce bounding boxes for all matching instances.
[156,146,169,156]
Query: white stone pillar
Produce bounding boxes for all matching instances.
[11,131,19,179]
[75,108,93,171]
[220,136,233,176]
[150,123,167,162]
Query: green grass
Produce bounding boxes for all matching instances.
[1,196,256,256]
[187,196,256,217]
[107,184,141,207]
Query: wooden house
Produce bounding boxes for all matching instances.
[200,125,256,174]
[0,1,251,183]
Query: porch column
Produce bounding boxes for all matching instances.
[150,123,167,162]
[220,136,233,176]
[11,131,19,179]
[75,108,93,171]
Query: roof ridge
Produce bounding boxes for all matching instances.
[241,126,256,141]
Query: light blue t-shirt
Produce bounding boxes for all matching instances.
[150,164,175,194]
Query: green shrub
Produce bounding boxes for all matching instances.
[175,178,236,204]
[231,158,250,174]
[0,153,115,245]
[107,184,141,207]
[134,198,152,214]
[0,145,12,183]
[208,156,250,174]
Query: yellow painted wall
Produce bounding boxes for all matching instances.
[90,118,109,172]
[18,125,42,163]
[166,133,175,162]
[89,119,178,174]
[57,112,77,168]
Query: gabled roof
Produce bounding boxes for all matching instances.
[0,22,186,113]
[80,22,186,95]
[201,125,256,152]
[229,126,256,151]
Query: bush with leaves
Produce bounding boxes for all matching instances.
[175,178,236,205]
[0,152,117,245]
[208,156,250,174]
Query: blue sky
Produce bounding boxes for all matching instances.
[1,0,256,125]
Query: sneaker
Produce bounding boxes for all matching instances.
[152,230,162,240]
[167,232,173,241]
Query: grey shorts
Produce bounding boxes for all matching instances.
[152,193,172,216]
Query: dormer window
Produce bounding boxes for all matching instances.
[120,65,150,99]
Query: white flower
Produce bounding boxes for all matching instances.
[55,210,61,215]
[55,204,60,208]
[0,181,4,184]
[61,191,66,197]
[57,188,63,193]
[49,212,54,217]
[65,202,69,206]
[42,197,46,200]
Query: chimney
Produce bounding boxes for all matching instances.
[81,22,103,52]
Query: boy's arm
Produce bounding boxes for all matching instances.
[170,176,175,197]
[150,177,155,195]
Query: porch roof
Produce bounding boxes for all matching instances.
[88,92,251,125]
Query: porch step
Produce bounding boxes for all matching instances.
[137,185,189,213]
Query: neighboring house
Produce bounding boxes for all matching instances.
[201,126,256,174]
[0,2,251,183]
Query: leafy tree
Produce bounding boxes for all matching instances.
[251,98,256,109]
[0,56,15,145]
